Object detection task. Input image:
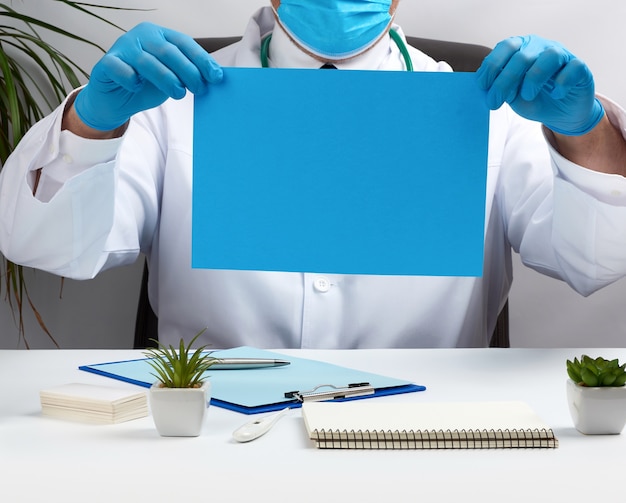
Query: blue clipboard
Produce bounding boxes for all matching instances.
[79,347,425,414]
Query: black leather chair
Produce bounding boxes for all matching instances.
[134,35,510,349]
[191,36,492,72]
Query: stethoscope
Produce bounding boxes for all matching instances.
[260,28,414,71]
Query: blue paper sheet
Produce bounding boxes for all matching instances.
[79,347,424,414]
[193,68,489,276]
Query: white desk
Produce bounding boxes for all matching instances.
[1,348,624,502]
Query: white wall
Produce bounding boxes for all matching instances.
[1,0,625,348]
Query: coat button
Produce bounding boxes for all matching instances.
[313,276,331,293]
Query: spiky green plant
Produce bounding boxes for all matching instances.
[143,332,220,388]
[0,1,144,347]
[567,355,626,387]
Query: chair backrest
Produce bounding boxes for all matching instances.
[193,36,492,72]
[134,35,509,349]
[406,37,491,71]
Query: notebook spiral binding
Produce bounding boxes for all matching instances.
[311,428,559,449]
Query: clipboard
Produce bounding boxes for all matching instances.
[79,347,425,414]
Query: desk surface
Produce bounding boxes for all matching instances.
[1,348,624,502]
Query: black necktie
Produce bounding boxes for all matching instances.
[320,63,337,69]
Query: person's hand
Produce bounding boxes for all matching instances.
[476,35,604,136]
[74,22,223,131]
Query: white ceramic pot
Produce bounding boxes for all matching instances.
[566,379,626,435]
[149,381,211,437]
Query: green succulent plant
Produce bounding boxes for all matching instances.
[143,332,220,388]
[567,355,626,387]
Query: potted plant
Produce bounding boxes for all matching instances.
[0,1,137,348]
[566,355,626,434]
[144,332,219,437]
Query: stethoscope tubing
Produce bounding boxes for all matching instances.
[260,28,413,71]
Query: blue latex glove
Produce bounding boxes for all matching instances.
[476,35,604,136]
[75,22,223,131]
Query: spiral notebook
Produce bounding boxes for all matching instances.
[302,400,558,449]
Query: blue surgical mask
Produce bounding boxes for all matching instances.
[274,0,394,60]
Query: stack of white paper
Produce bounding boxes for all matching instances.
[40,383,148,424]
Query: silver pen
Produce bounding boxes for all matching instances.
[208,358,291,370]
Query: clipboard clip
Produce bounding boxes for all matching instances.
[284,382,375,403]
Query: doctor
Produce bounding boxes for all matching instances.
[1,1,626,348]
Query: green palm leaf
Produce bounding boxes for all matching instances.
[0,1,148,348]
[144,331,219,388]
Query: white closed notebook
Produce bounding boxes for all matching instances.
[40,383,148,424]
[301,400,558,449]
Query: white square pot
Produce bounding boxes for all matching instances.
[566,379,626,435]
[149,381,211,437]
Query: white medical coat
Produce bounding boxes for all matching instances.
[2,7,626,348]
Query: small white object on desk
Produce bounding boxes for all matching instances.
[232,407,290,442]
